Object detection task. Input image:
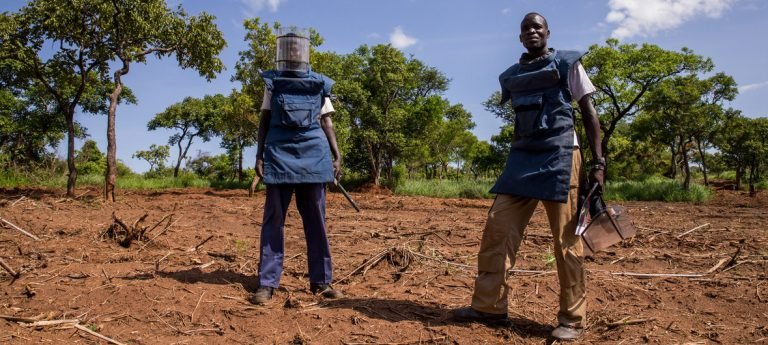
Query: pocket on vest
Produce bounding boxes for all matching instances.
[512,92,548,137]
[278,94,317,128]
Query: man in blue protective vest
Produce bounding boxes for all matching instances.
[249,28,343,304]
[452,13,605,341]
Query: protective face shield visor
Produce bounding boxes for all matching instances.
[576,184,636,257]
[276,28,310,72]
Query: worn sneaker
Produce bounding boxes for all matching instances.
[248,286,274,305]
[310,284,344,299]
[551,324,584,341]
[452,306,508,325]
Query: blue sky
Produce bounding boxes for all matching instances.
[2,0,766,173]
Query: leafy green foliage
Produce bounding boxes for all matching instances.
[75,140,105,175]
[148,94,225,177]
[185,152,233,181]
[584,39,713,155]
[133,144,170,175]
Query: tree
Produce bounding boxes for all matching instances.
[132,144,170,174]
[640,73,737,190]
[340,44,450,185]
[716,114,768,194]
[217,90,258,182]
[186,151,232,181]
[584,39,713,156]
[75,140,105,175]
[99,0,226,201]
[1,3,114,196]
[0,76,70,168]
[148,95,223,178]
[746,117,768,195]
[688,73,737,185]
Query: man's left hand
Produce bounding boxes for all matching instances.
[589,168,605,192]
[333,159,342,180]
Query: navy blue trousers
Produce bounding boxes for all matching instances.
[258,183,333,288]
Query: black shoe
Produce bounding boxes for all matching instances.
[310,284,344,299]
[248,286,274,305]
[551,324,583,341]
[452,306,508,324]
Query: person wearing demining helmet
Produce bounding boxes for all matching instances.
[452,12,605,341]
[249,27,343,305]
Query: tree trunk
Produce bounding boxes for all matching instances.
[668,142,677,179]
[696,140,709,186]
[748,160,756,197]
[174,138,184,178]
[175,135,196,178]
[238,144,244,182]
[735,166,742,190]
[364,140,380,186]
[682,138,691,191]
[65,110,77,197]
[105,66,127,202]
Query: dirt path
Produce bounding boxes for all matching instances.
[0,187,766,344]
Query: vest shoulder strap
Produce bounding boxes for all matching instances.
[260,70,279,91]
[554,50,586,83]
[498,64,521,105]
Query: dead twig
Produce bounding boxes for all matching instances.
[155,251,174,271]
[104,213,145,248]
[138,215,181,252]
[10,195,26,207]
[0,217,40,240]
[704,258,730,275]
[675,223,710,239]
[724,239,746,269]
[606,317,656,329]
[20,319,80,327]
[191,291,206,323]
[0,257,20,278]
[197,261,216,269]
[610,272,704,278]
[74,323,126,345]
[187,235,214,252]
[336,249,389,284]
[145,213,173,234]
[0,314,43,323]
[342,336,447,345]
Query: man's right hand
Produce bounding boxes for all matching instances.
[256,158,264,178]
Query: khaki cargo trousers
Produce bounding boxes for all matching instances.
[471,149,585,327]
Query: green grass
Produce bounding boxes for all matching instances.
[0,170,723,203]
[603,176,713,203]
[0,171,211,189]
[387,177,715,202]
[393,178,495,199]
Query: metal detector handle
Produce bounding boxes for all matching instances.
[334,178,360,212]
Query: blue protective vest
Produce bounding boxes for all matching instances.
[490,50,585,202]
[261,70,335,184]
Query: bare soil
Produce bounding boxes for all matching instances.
[0,186,766,344]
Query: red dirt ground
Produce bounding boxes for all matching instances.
[0,186,766,344]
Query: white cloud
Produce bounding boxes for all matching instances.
[389,26,418,49]
[501,8,511,15]
[240,0,283,15]
[740,81,768,92]
[605,0,735,39]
